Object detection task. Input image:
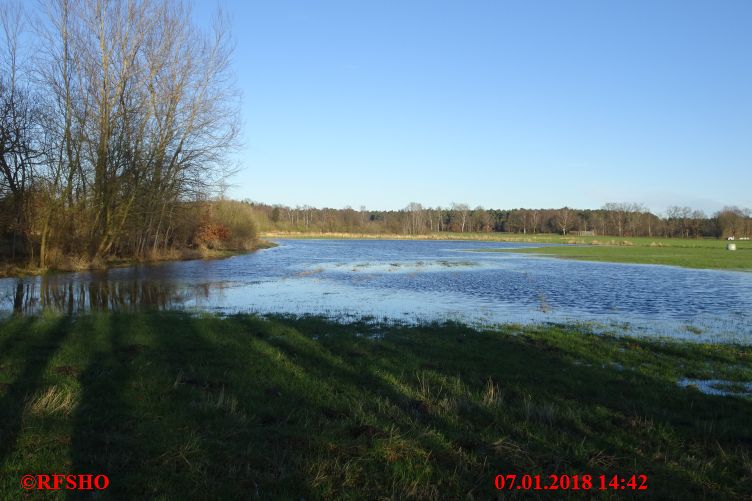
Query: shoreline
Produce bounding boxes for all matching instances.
[261,230,577,243]
[0,240,277,279]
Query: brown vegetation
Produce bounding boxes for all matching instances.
[0,0,255,273]
[252,202,752,239]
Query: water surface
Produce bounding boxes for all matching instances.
[1,239,750,343]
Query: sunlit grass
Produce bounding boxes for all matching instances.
[484,243,752,270]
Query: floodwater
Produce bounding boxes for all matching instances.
[1,239,751,344]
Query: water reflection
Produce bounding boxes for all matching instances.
[5,277,200,315]
[12,281,26,315]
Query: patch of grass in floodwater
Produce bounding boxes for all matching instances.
[296,267,324,277]
[332,260,478,274]
[437,260,477,268]
[0,312,751,499]
[685,325,704,335]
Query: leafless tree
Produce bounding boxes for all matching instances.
[405,202,424,235]
[451,202,469,233]
[556,207,572,235]
[29,0,241,262]
[0,1,39,260]
[603,202,629,237]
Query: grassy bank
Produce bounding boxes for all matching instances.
[1,312,750,499]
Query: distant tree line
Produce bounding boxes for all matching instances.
[252,202,752,239]
[0,0,252,269]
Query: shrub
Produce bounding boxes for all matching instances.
[191,200,258,250]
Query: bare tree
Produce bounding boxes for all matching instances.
[451,202,470,233]
[716,206,745,239]
[0,1,39,260]
[556,207,572,235]
[405,202,424,235]
[603,202,629,237]
[472,205,492,232]
[30,0,241,261]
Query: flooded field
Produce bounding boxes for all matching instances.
[1,239,751,343]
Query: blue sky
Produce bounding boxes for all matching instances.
[194,1,751,214]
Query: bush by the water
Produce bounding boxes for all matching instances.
[191,200,259,251]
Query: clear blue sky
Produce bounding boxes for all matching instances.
[195,1,751,215]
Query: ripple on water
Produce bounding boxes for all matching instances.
[0,239,750,344]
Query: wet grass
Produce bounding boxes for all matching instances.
[1,311,751,499]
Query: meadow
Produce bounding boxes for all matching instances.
[1,311,750,499]
[479,239,752,271]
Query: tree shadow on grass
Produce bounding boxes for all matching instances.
[61,312,752,500]
[0,316,70,472]
[139,311,321,499]
[243,315,752,499]
[67,311,308,498]
[68,312,153,499]
[63,311,463,498]
[0,315,37,362]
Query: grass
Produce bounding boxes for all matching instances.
[481,240,752,271]
[1,311,751,499]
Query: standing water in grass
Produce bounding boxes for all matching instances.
[1,239,751,343]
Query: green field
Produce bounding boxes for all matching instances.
[1,311,751,499]
[481,239,752,271]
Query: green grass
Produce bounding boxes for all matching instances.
[482,240,752,270]
[1,312,751,499]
